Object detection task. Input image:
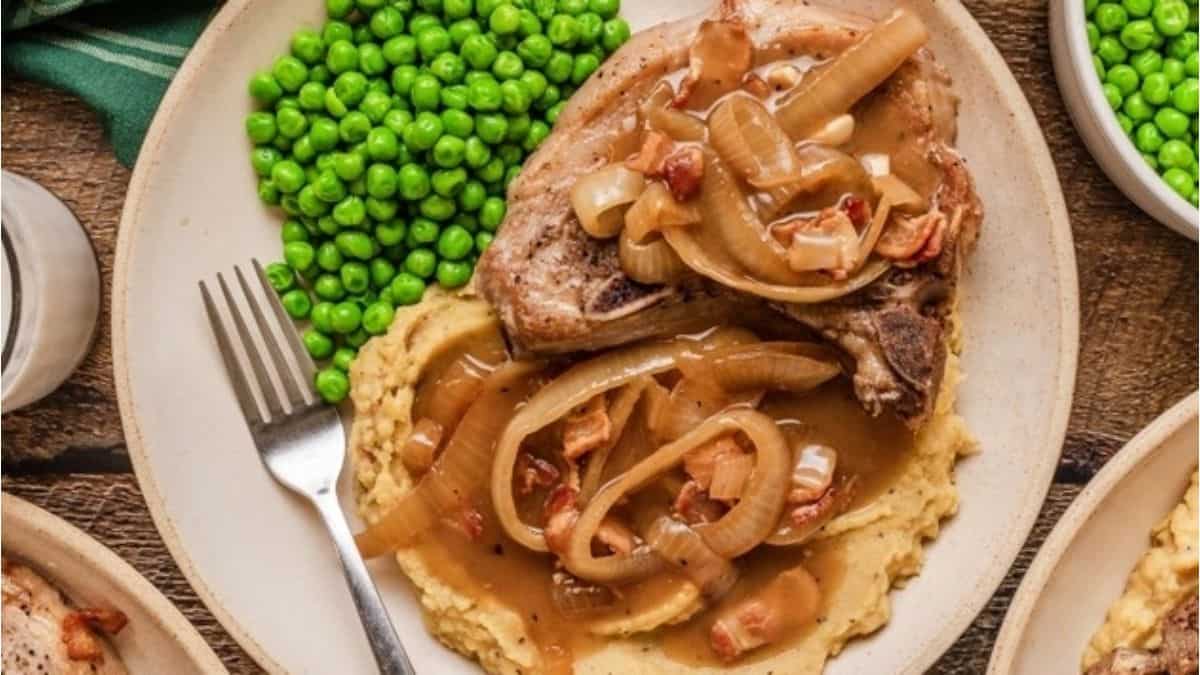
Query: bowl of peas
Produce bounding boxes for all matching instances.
[1051,0,1199,239]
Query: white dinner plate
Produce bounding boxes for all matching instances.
[113,1,1080,673]
[0,494,226,674]
[989,392,1199,675]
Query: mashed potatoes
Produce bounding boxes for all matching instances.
[349,291,975,674]
[1082,471,1199,670]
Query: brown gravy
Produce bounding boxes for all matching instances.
[405,335,914,672]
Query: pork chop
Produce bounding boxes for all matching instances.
[476,0,982,426]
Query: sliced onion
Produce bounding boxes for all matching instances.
[766,475,858,546]
[758,144,874,222]
[579,379,650,501]
[852,195,892,271]
[624,181,701,244]
[789,444,837,503]
[644,516,739,598]
[674,18,753,109]
[699,152,805,286]
[492,332,755,553]
[649,107,708,142]
[709,454,754,502]
[699,342,842,393]
[571,164,646,239]
[356,362,543,558]
[651,376,732,444]
[776,9,930,139]
[402,417,444,474]
[860,152,891,177]
[708,94,802,189]
[619,231,689,286]
[872,174,926,213]
[807,114,856,147]
[784,212,860,274]
[663,226,892,303]
[564,410,789,581]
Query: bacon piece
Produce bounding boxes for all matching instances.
[662,147,705,202]
[78,608,128,635]
[674,15,753,108]
[543,484,580,553]
[516,453,561,496]
[709,567,820,661]
[841,195,871,229]
[875,210,943,261]
[673,480,726,525]
[683,436,746,491]
[624,131,674,175]
[563,395,612,460]
[61,612,104,662]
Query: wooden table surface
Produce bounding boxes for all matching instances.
[2,1,1196,673]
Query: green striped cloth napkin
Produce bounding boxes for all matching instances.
[2,0,218,166]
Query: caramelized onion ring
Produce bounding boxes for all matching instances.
[571,164,646,238]
[619,231,689,285]
[695,342,842,393]
[564,410,791,583]
[709,94,802,189]
[645,516,739,598]
[663,226,892,303]
[356,362,543,558]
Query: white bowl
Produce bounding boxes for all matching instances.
[988,392,1198,674]
[1050,0,1199,240]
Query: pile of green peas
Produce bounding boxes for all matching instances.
[246,0,631,403]
[1086,0,1200,204]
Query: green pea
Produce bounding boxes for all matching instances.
[258,179,281,205]
[376,220,408,246]
[547,15,578,47]
[443,0,472,18]
[522,120,550,151]
[335,112,369,144]
[431,53,467,85]
[1135,121,1166,151]
[410,12,442,35]
[358,43,388,76]
[291,29,326,65]
[514,34,552,69]
[390,272,427,305]
[365,163,398,198]
[1163,57,1186,84]
[1167,32,1199,60]
[384,109,415,135]
[279,289,312,319]
[411,73,443,111]
[326,40,359,75]
[588,0,619,18]
[404,111,445,151]
[461,34,499,70]
[368,258,396,289]
[311,303,336,335]
[420,194,458,221]
[504,164,521,187]
[305,329,336,360]
[314,116,344,150]
[576,12,603,47]
[601,17,630,52]
[506,113,532,142]
[280,242,314,275]
[1123,91,1154,119]
[405,248,439,278]
[1129,50,1162,77]
[436,109,473,139]
[328,302,361,334]
[323,19,354,44]
[316,241,343,272]
[383,35,418,66]
[1120,19,1158,50]
[1107,63,1141,94]
[313,169,346,203]
[428,136,465,168]
[464,135,493,167]
[493,50,525,79]
[262,262,293,293]
[477,156,506,182]
[246,112,277,143]
[332,347,357,372]
[432,259,470,288]
[314,273,346,301]
[344,328,370,348]
[271,160,306,193]
[453,212,479,232]
[339,262,369,294]
[490,3,522,34]
[479,196,506,230]
[332,71,368,108]
[314,368,350,403]
[298,82,327,112]
[370,6,407,39]
[273,56,309,92]
[538,85,563,111]
[475,231,494,253]
[297,183,328,216]
[408,218,441,246]
[1172,78,1199,113]
[468,76,504,111]
[400,163,433,199]
[449,17,484,47]
[545,50,574,83]
[517,8,543,37]
[441,84,471,110]
[249,71,283,105]
[1095,3,1129,32]
[324,87,349,118]
[333,195,367,226]
[1141,71,1171,103]
[476,113,509,143]
[417,25,453,61]
[251,146,282,177]
[431,168,468,198]
[458,180,488,212]
[1163,166,1195,197]
[1154,0,1190,36]
[1096,36,1128,66]
[545,100,566,124]
[1155,106,1191,137]
[435,224,474,260]
[571,52,600,84]
[362,128,397,162]
[276,107,308,139]
[1159,138,1196,168]
[336,230,375,260]
[366,197,399,222]
[309,64,332,84]
[357,91,390,124]
[362,302,397,335]
[281,219,310,243]
[1187,52,1199,77]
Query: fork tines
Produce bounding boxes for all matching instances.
[200,260,318,426]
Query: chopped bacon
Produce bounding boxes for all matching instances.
[662,147,705,202]
[790,475,857,531]
[516,453,561,496]
[841,195,871,229]
[741,72,771,99]
[78,608,128,635]
[62,612,104,662]
[458,507,485,540]
[875,210,943,261]
[544,509,578,554]
[595,518,637,555]
[708,567,820,661]
[683,436,746,491]
[563,395,612,460]
[624,131,674,175]
[913,209,950,263]
[775,207,860,278]
[673,480,726,525]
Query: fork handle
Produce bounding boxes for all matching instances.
[312,489,417,675]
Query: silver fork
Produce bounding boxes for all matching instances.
[200,260,415,675]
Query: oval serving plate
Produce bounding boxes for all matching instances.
[989,392,1199,675]
[112,0,1079,673]
[0,494,226,674]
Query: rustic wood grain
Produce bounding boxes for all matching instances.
[0,1,1196,673]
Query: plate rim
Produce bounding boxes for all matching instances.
[0,493,228,674]
[986,391,1200,675]
[110,1,1081,673]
